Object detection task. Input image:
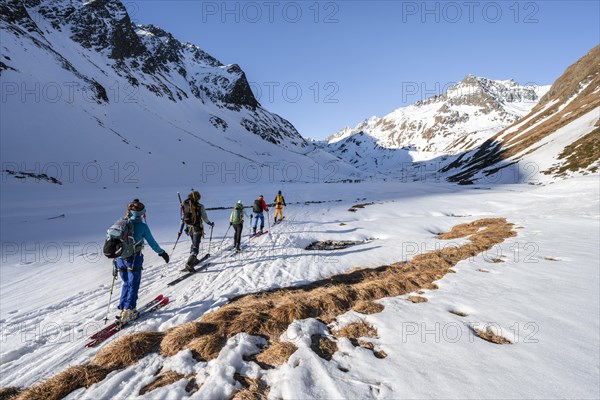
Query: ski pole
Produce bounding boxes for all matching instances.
[218,224,232,251]
[207,224,214,256]
[103,261,118,325]
[266,210,271,234]
[171,192,185,257]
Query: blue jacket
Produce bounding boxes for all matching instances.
[130,210,164,255]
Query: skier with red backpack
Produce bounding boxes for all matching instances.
[251,195,269,235]
[103,199,169,324]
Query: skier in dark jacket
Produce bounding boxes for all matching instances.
[117,199,169,323]
[183,190,214,270]
[230,200,248,251]
[251,195,269,234]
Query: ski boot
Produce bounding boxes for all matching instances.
[186,254,199,272]
[119,309,138,325]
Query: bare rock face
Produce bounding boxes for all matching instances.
[2,0,305,147]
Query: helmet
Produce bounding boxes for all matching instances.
[278,190,282,194]
[259,195,263,198]
[128,199,145,212]
[189,190,201,201]
[127,199,146,219]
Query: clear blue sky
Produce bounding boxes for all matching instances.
[128,1,599,139]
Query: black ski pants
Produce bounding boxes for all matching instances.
[233,223,243,249]
[187,224,203,255]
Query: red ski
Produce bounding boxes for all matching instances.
[85,297,169,348]
[89,294,164,340]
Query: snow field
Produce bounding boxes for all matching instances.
[1,176,598,399]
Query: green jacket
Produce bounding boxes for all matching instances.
[230,205,248,225]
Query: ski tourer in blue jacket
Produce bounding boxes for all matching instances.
[116,199,169,323]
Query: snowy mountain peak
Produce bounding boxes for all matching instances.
[326,75,550,166]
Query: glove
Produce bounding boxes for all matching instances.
[160,252,170,264]
[229,222,233,226]
[210,222,215,227]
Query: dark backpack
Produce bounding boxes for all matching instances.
[183,199,197,225]
[253,199,263,213]
[103,217,135,259]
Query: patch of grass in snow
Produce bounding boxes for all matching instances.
[92,331,164,369]
[335,320,377,340]
[15,365,109,400]
[254,341,298,368]
[352,300,385,314]
[544,257,561,261]
[348,202,375,212]
[474,327,512,345]
[545,127,600,176]
[139,370,186,395]
[373,349,388,359]
[186,335,227,362]
[310,335,338,361]
[160,322,218,357]
[232,374,269,400]
[333,320,388,359]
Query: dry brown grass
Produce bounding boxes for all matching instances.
[0,387,21,400]
[92,331,164,370]
[334,321,388,360]
[546,127,600,176]
[357,340,375,350]
[478,268,490,273]
[255,341,297,368]
[186,335,227,361]
[232,374,269,400]
[352,300,384,314]
[491,46,600,166]
[15,365,109,400]
[373,350,388,359]
[336,320,377,340]
[475,327,512,345]
[160,322,217,357]
[544,257,561,261]
[438,222,481,239]
[139,370,185,395]
[490,258,504,263]
[311,335,338,360]
[407,296,428,303]
[15,218,516,400]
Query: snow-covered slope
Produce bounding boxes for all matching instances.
[442,45,600,184]
[0,0,361,188]
[327,76,548,158]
